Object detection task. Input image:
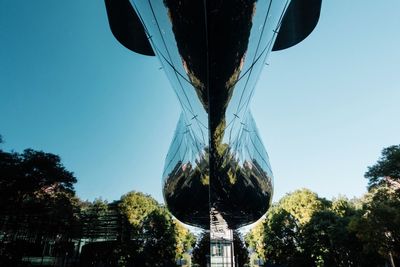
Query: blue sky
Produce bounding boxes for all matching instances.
[1,1,399,203]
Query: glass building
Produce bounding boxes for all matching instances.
[105,0,322,265]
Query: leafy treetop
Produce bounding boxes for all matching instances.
[365,145,400,189]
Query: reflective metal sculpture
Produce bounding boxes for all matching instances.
[105,0,321,264]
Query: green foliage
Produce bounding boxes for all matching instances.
[246,189,329,266]
[139,207,178,266]
[0,143,195,266]
[119,191,159,229]
[302,209,362,267]
[245,221,265,259]
[349,186,400,264]
[233,230,250,266]
[192,231,210,267]
[174,219,196,260]
[3,140,396,266]
[245,188,397,267]
[262,208,301,266]
[79,198,110,240]
[330,196,354,217]
[245,146,400,266]
[279,188,327,225]
[0,148,78,234]
[118,191,195,265]
[365,145,400,189]
[0,147,80,265]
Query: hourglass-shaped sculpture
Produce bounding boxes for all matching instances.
[106,0,321,264]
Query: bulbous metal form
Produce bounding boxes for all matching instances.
[105,0,322,230]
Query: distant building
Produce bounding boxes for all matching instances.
[0,201,131,266]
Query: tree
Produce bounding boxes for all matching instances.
[0,147,79,265]
[118,191,195,265]
[0,148,78,222]
[330,196,354,217]
[365,145,400,189]
[349,186,400,266]
[79,198,109,241]
[0,150,21,210]
[192,231,210,267]
[174,219,196,261]
[140,207,178,267]
[279,188,328,225]
[246,189,328,266]
[246,189,369,267]
[245,220,265,261]
[262,207,303,266]
[119,191,159,229]
[233,231,250,266]
[302,209,363,267]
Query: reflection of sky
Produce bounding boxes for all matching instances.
[131,0,209,146]
[1,1,400,203]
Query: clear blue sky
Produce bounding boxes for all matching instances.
[1,1,399,203]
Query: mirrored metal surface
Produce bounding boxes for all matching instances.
[105,1,323,265]
[130,0,289,229]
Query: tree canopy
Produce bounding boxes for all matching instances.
[365,145,400,189]
[349,186,400,266]
[118,191,195,265]
[119,191,159,229]
[2,137,399,266]
[246,188,400,267]
[0,148,79,234]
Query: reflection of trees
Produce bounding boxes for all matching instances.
[163,0,256,113]
[159,0,273,231]
[211,143,272,229]
[163,156,210,228]
[164,0,257,167]
[163,141,272,229]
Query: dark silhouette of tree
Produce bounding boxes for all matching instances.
[0,147,79,265]
[192,231,209,266]
[0,149,77,210]
[302,209,363,267]
[261,208,302,266]
[233,230,250,266]
[140,208,178,267]
[0,148,78,223]
[0,150,21,210]
[349,186,400,266]
[365,145,400,189]
[0,139,196,266]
